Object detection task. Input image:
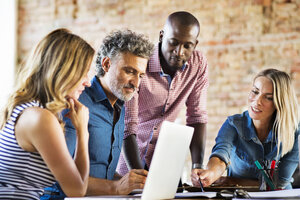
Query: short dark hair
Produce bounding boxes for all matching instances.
[95,29,154,77]
[167,11,200,36]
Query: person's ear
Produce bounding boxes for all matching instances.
[159,30,164,43]
[101,56,111,72]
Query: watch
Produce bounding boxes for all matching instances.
[192,163,204,169]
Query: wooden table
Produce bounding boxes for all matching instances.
[182,176,260,192]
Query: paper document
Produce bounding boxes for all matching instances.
[175,191,217,198]
[65,196,139,199]
[247,188,300,198]
[135,191,217,199]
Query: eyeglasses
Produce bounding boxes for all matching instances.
[216,189,251,199]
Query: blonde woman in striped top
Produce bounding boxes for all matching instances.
[0,28,94,199]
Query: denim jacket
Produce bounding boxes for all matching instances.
[210,111,299,189]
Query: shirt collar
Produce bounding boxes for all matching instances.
[244,111,274,142]
[88,76,124,107]
[148,44,189,74]
[244,112,257,140]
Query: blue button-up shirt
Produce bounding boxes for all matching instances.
[41,76,125,199]
[65,76,125,179]
[211,111,299,189]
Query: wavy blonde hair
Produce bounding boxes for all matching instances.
[255,68,299,156]
[0,28,95,128]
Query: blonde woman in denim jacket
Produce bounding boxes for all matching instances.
[192,68,299,189]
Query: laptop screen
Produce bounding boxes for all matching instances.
[141,121,194,200]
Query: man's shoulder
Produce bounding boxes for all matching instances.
[180,50,208,83]
[78,87,106,111]
[192,49,205,56]
[78,77,106,105]
[187,50,208,75]
[78,88,94,104]
[189,50,207,64]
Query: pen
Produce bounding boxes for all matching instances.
[262,160,272,191]
[254,160,276,190]
[198,178,205,192]
[270,160,276,178]
[262,161,269,191]
[262,161,272,179]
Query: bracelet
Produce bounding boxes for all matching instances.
[192,163,204,169]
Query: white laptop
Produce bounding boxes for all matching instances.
[141,121,194,200]
[64,121,193,200]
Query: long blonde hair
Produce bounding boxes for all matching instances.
[0,28,95,128]
[255,68,299,156]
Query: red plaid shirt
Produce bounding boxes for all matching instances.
[117,45,209,175]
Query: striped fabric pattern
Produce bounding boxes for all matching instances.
[0,101,56,199]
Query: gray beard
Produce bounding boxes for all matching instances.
[107,77,134,102]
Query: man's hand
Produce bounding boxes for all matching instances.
[115,169,148,195]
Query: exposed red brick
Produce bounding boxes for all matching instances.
[17,0,300,176]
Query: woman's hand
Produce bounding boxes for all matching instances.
[191,157,227,187]
[191,168,217,187]
[66,98,89,134]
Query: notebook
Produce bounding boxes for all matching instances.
[141,121,194,200]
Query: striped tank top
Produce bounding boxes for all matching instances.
[0,101,56,199]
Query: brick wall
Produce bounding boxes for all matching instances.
[18,0,300,182]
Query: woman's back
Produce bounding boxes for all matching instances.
[0,100,55,200]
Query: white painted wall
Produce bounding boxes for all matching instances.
[0,0,17,109]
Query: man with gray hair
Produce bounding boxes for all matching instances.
[41,29,154,199]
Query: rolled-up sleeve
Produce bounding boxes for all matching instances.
[210,118,237,165]
[277,129,300,189]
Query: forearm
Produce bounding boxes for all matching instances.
[86,176,119,195]
[74,130,90,184]
[277,154,299,188]
[123,134,143,169]
[207,156,227,181]
[189,123,206,166]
